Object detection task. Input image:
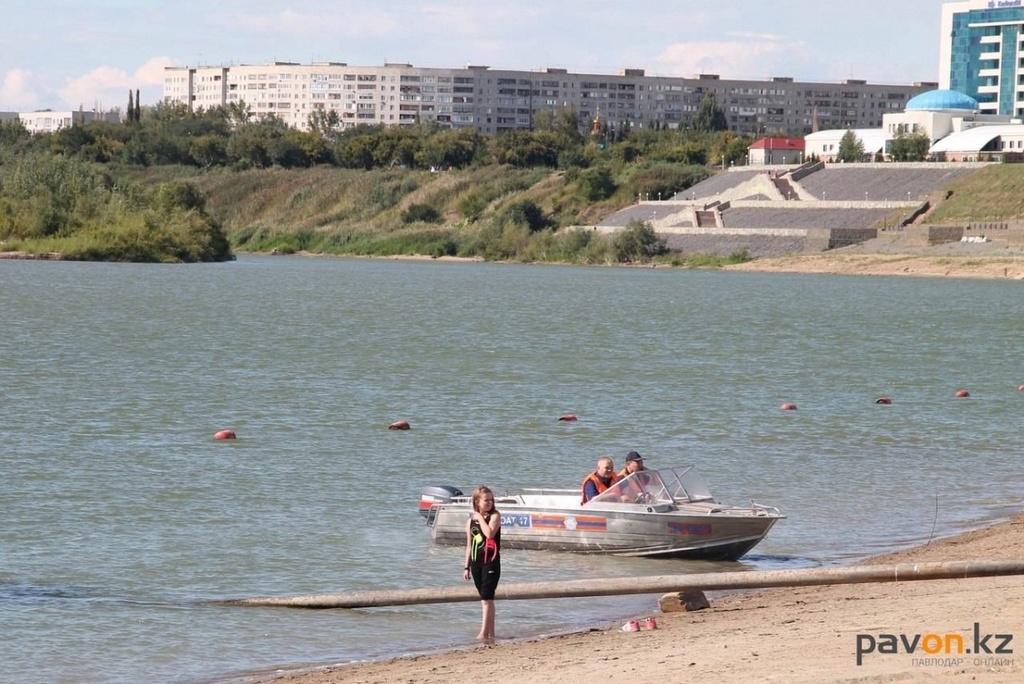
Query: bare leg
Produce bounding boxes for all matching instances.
[477,599,495,641]
[476,600,487,640]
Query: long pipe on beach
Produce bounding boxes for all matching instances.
[218,559,1024,609]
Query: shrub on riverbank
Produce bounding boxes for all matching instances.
[0,155,232,262]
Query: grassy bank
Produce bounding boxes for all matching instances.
[183,164,737,265]
[8,158,1023,265]
[924,164,1024,224]
[189,162,1024,264]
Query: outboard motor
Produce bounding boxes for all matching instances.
[418,485,464,522]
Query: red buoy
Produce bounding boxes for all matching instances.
[388,420,411,430]
[875,396,893,405]
[954,389,970,398]
[780,403,797,411]
[558,414,578,422]
[214,429,237,440]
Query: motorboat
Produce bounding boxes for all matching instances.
[418,466,783,560]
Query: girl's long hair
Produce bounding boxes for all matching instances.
[471,485,493,513]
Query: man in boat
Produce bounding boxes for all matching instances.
[581,456,620,503]
[616,451,655,503]
[617,450,645,479]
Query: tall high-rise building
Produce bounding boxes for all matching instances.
[940,0,1024,116]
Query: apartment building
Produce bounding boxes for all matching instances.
[163,62,933,137]
[18,109,120,134]
[940,0,1024,116]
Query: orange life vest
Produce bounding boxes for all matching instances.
[581,471,619,504]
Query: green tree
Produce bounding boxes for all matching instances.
[693,93,728,132]
[534,105,581,137]
[155,180,206,213]
[836,130,865,163]
[225,101,253,129]
[888,128,930,162]
[49,124,96,156]
[401,203,442,224]
[0,119,29,148]
[610,219,667,263]
[415,129,482,169]
[500,199,548,232]
[127,90,134,125]
[576,166,616,201]
[707,131,751,168]
[335,133,377,170]
[308,109,343,141]
[490,130,563,168]
[628,164,708,200]
[189,135,227,169]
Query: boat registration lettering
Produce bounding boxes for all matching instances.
[668,522,713,536]
[500,514,531,528]
[531,515,607,531]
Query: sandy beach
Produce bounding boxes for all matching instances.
[720,237,1024,280]
[242,245,1024,684]
[252,512,1024,684]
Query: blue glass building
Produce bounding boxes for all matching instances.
[940,1,1024,117]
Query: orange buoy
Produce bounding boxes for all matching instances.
[214,429,237,440]
[954,389,970,398]
[388,420,411,430]
[780,403,797,411]
[875,396,893,405]
[1018,384,1024,392]
[558,414,578,422]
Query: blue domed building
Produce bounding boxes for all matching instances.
[803,87,1024,162]
[905,89,979,114]
[882,88,981,145]
[887,88,1024,161]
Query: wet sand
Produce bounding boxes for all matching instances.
[252,513,1024,684]
[246,243,1024,684]
[721,237,1024,279]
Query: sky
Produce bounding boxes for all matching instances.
[1,0,952,113]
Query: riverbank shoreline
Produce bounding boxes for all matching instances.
[8,243,1024,279]
[284,242,1024,279]
[719,235,1024,279]
[247,512,1024,684]
[722,253,1024,279]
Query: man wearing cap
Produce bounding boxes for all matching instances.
[618,451,645,479]
[618,450,654,504]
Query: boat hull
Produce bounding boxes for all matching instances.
[428,503,780,560]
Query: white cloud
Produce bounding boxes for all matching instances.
[135,57,178,85]
[1,69,39,110]
[654,39,814,80]
[57,57,176,111]
[220,7,401,39]
[58,66,132,112]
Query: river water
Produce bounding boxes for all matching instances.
[2,255,1022,683]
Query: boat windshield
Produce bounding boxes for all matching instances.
[589,466,715,505]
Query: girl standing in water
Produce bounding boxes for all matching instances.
[463,485,501,641]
